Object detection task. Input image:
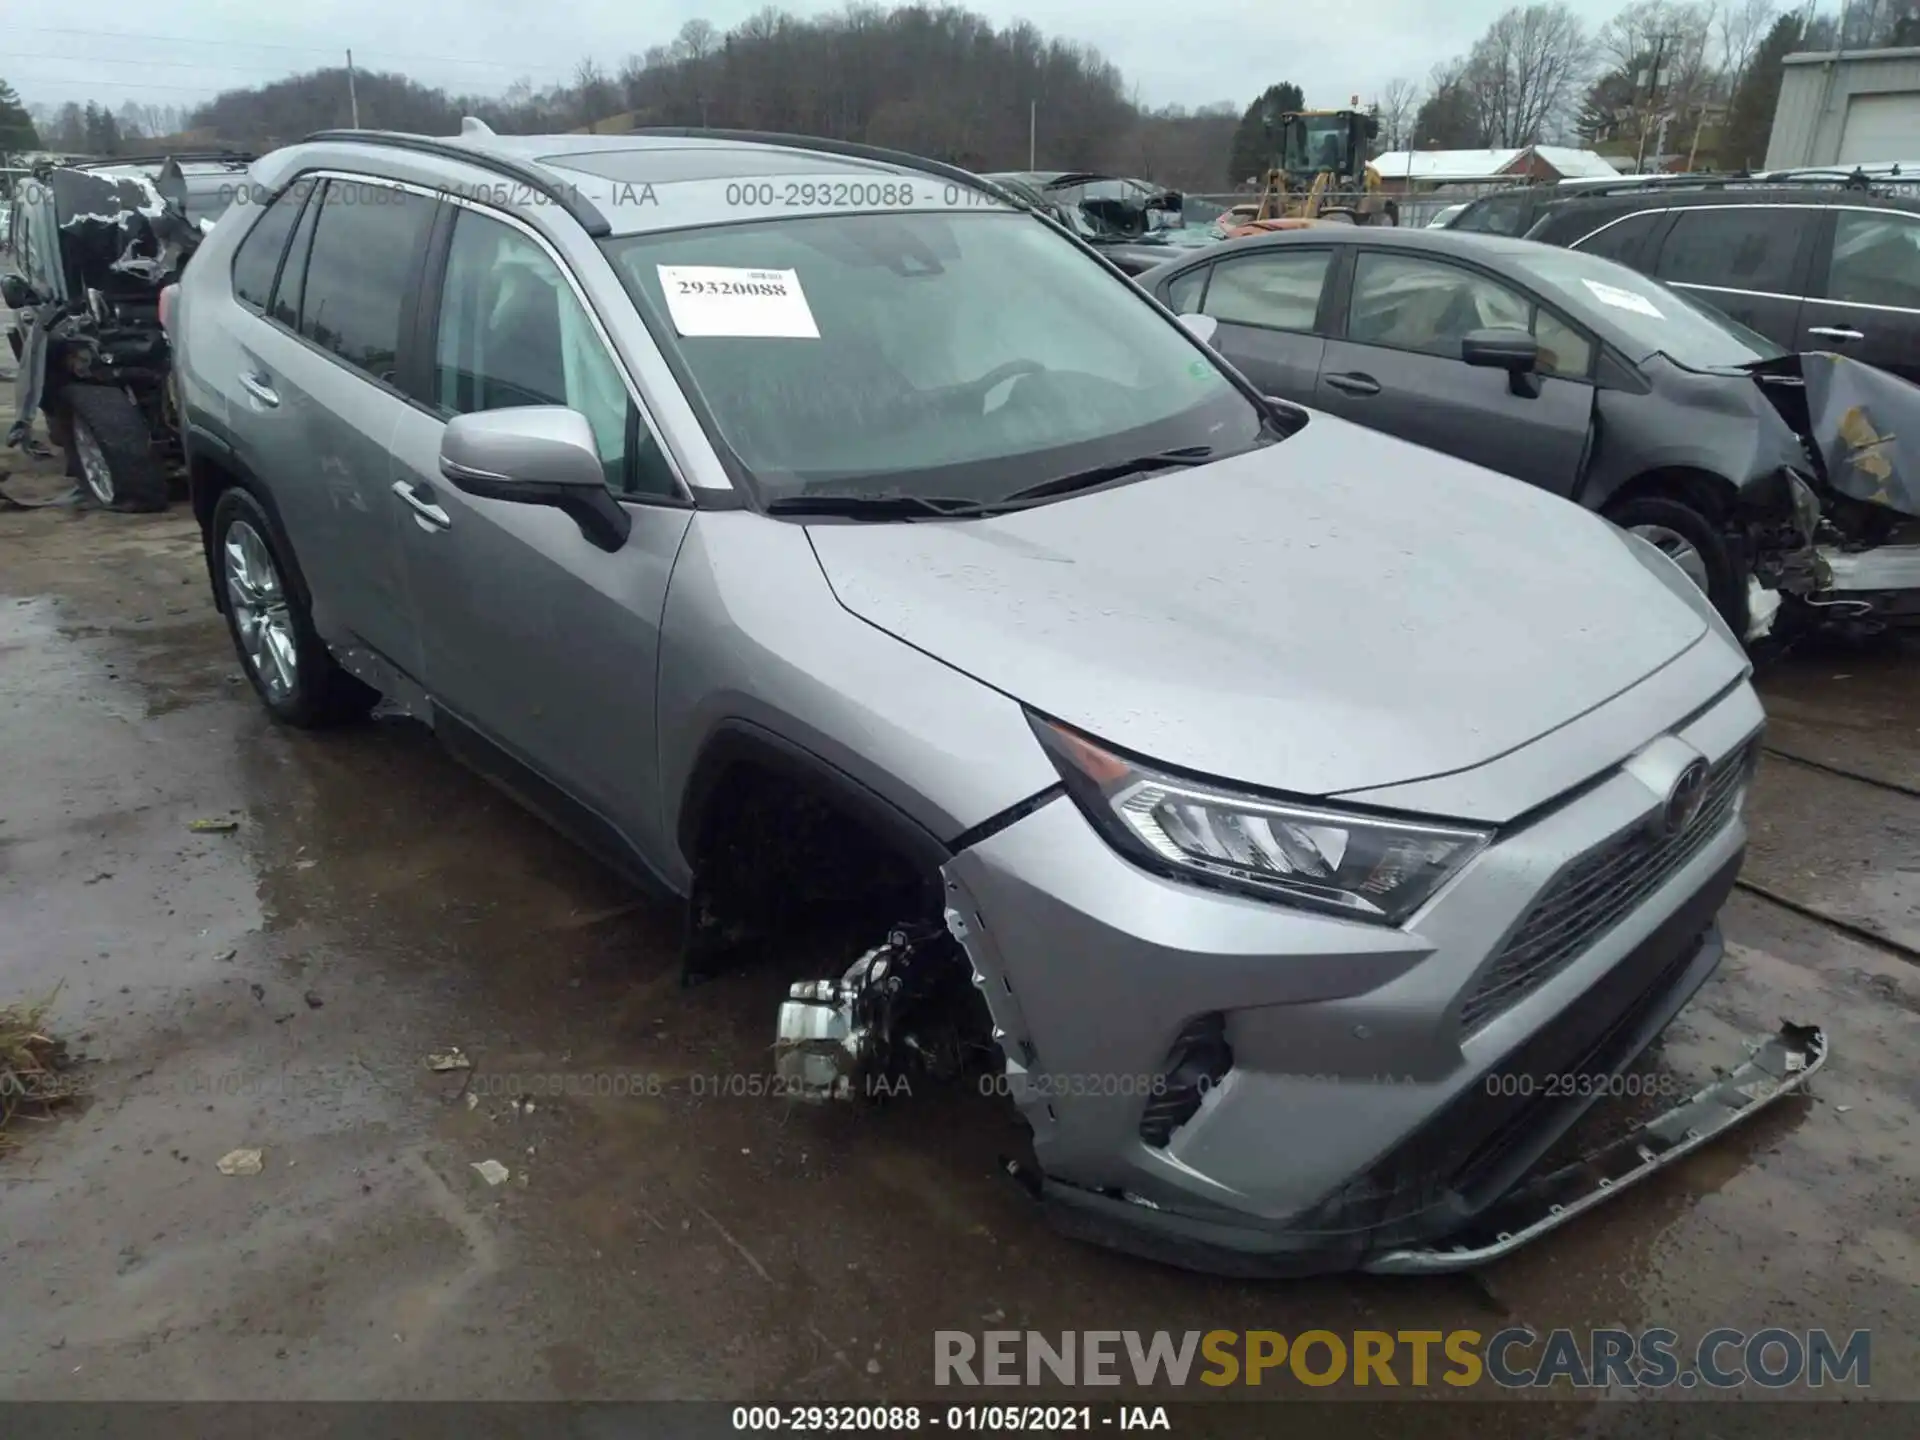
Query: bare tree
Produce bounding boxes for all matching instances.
[1716,0,1781,90]
[1461,3,1590,148]
[1379,76,1419,151]
[573,58,615,129]
[673,19,720,64]
[1597,0,1715,166]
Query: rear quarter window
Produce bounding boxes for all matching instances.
[1567,209,1663,268]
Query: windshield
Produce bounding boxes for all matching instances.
[1282,115,1351,175]
[1506,246,1788,368]
[603,210,1265,503]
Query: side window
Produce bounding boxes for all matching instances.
[270,180,322,330]
[298,182,435,384]
[1826,211,1920,309]
[1348,252,1592,378]
[1165,266,1208,315]
[1653,208,1807,294]
[1571,210,1663,268]
[432,207,676,499]
[229,179,310,314]
[1203,249,1331,332]
[1454,192,1530,236]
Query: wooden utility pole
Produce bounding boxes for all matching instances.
[346,50,361,128]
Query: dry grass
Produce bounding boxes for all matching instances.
[0,988,77,1151]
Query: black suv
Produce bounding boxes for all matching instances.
[1520,181,1920,384]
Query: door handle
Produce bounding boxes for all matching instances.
[391,479,451,530]
[237,370,279,406]
[1324,372,1381,396]
[1806,325,1865,342]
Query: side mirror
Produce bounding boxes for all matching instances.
[438,406,631,552]
[0,273,36,311]
[1461,328,1542,397]
[1177,312,1219,346]
[154,157,190,217]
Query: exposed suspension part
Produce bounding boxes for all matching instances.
[773,920,980,1102]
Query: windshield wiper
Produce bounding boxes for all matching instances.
[765,492,999,520]
[995,446,1218,506]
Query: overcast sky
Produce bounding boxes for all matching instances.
[15,0,1637,117]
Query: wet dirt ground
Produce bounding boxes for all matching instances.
[2,445,1917,1423]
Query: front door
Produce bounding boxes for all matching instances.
[1315,249,1594,496]
[393,203,692,869]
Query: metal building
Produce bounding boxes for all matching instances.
[1765,46,1920,168]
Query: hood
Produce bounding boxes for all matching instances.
[1797,350,1920,519]
[806,414,1712,799]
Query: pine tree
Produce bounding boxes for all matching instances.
[0,78,39,152]
[1722,14,1807,171]
[1226,82,1305,187]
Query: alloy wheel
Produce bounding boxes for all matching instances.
[223,519,298,701]
[73,418,115,506]
[1630,522,1710,594]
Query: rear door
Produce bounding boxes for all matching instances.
[1803,206,1920,384]
[1182,245,1336,400]
[391,201,692,860]
[1643,204,1817,350]
[1314,248,1595,496]
[246,177,440,679]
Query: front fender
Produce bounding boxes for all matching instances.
[655,512,1063,892]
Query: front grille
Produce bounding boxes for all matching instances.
[1299,842,1742,1240]
[1459,740,1755,1032]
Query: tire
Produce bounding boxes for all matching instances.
[210,487,378,728]
[1607,494,1749,639]
[63,384,170,512]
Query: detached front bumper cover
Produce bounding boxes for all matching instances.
[1364,1022,1828,1274]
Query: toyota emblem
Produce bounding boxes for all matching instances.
[1661,758,1710,837]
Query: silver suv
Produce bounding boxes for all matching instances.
[173,125,1777,1276]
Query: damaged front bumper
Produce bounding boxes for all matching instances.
[930,686,1789,1277]
[1363,1022,1826,1273]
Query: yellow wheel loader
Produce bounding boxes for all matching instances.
[1221,105,1398,238]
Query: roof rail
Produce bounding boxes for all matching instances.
[621,127,1036,214]
[1548,170,1902,201]
[70,151,256,170]
[301,127,612,237]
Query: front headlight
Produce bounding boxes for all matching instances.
[1031,717,1492,926]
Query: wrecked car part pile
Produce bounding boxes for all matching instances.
[3,160,206,511]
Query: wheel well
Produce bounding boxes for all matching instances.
[679,727,947,940]
[1598,467,1739,523]
[187,446,241,610]
[186,446,315,616]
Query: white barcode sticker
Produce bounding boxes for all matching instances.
[656,265,819,338]
[1582,278,1664,319]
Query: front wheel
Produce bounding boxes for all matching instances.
[211,487,378,727]
[1608,495,1748,639]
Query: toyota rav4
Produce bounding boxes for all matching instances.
[169,123,1817,1276]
